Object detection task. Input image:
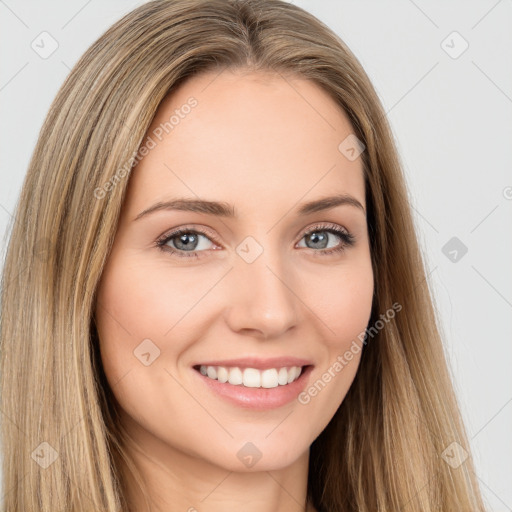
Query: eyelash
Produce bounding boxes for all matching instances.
[155,222,356,260]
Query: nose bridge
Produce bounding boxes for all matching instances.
[225,235,299,338]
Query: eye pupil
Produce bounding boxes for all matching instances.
[307,231,328,249]
[175,233,198,250]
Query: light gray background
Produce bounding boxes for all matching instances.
[0,1,511,510]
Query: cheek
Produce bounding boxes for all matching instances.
[94,257,166,384]
[95,257,201,350]
[100,259,223,333]
[94,253,220,401]
[308,257,374,348]
[295,258,373,412]
[94,261,186,425]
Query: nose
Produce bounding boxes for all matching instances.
[224,248,300,340]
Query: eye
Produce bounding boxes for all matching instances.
[156,227,218,259]
[297,222,356,256]
[156,222,356,259]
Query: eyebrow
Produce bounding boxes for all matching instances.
[133,193,366,221]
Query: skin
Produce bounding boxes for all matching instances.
[94,68,374,512]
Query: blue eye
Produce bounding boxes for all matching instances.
[298,224,355,255]
[156,223,355,259]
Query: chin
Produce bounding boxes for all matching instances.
[196,436,311,473]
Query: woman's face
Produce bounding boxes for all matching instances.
[95,69,373,472]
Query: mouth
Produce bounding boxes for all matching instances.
[193,364,308,389]
[192,359,314,410]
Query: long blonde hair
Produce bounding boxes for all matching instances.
[0,1,487,510]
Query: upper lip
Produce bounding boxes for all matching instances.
[193,357,313,370]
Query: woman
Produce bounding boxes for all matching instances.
[0,0,488,511]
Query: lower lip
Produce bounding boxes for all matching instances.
[193,365,314,410]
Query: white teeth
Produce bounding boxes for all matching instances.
[243,368,261,388]
[287,366,298,384]
[228,367,243,385]
[217,366,229,383]
[206,366,217,380]
[198,365,303,388]
[261,368,278,388]
[277,367,288,385]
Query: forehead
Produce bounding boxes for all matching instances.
[122,69,365,219]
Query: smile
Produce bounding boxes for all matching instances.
[196,365,303,388]
[192,361,314,409]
